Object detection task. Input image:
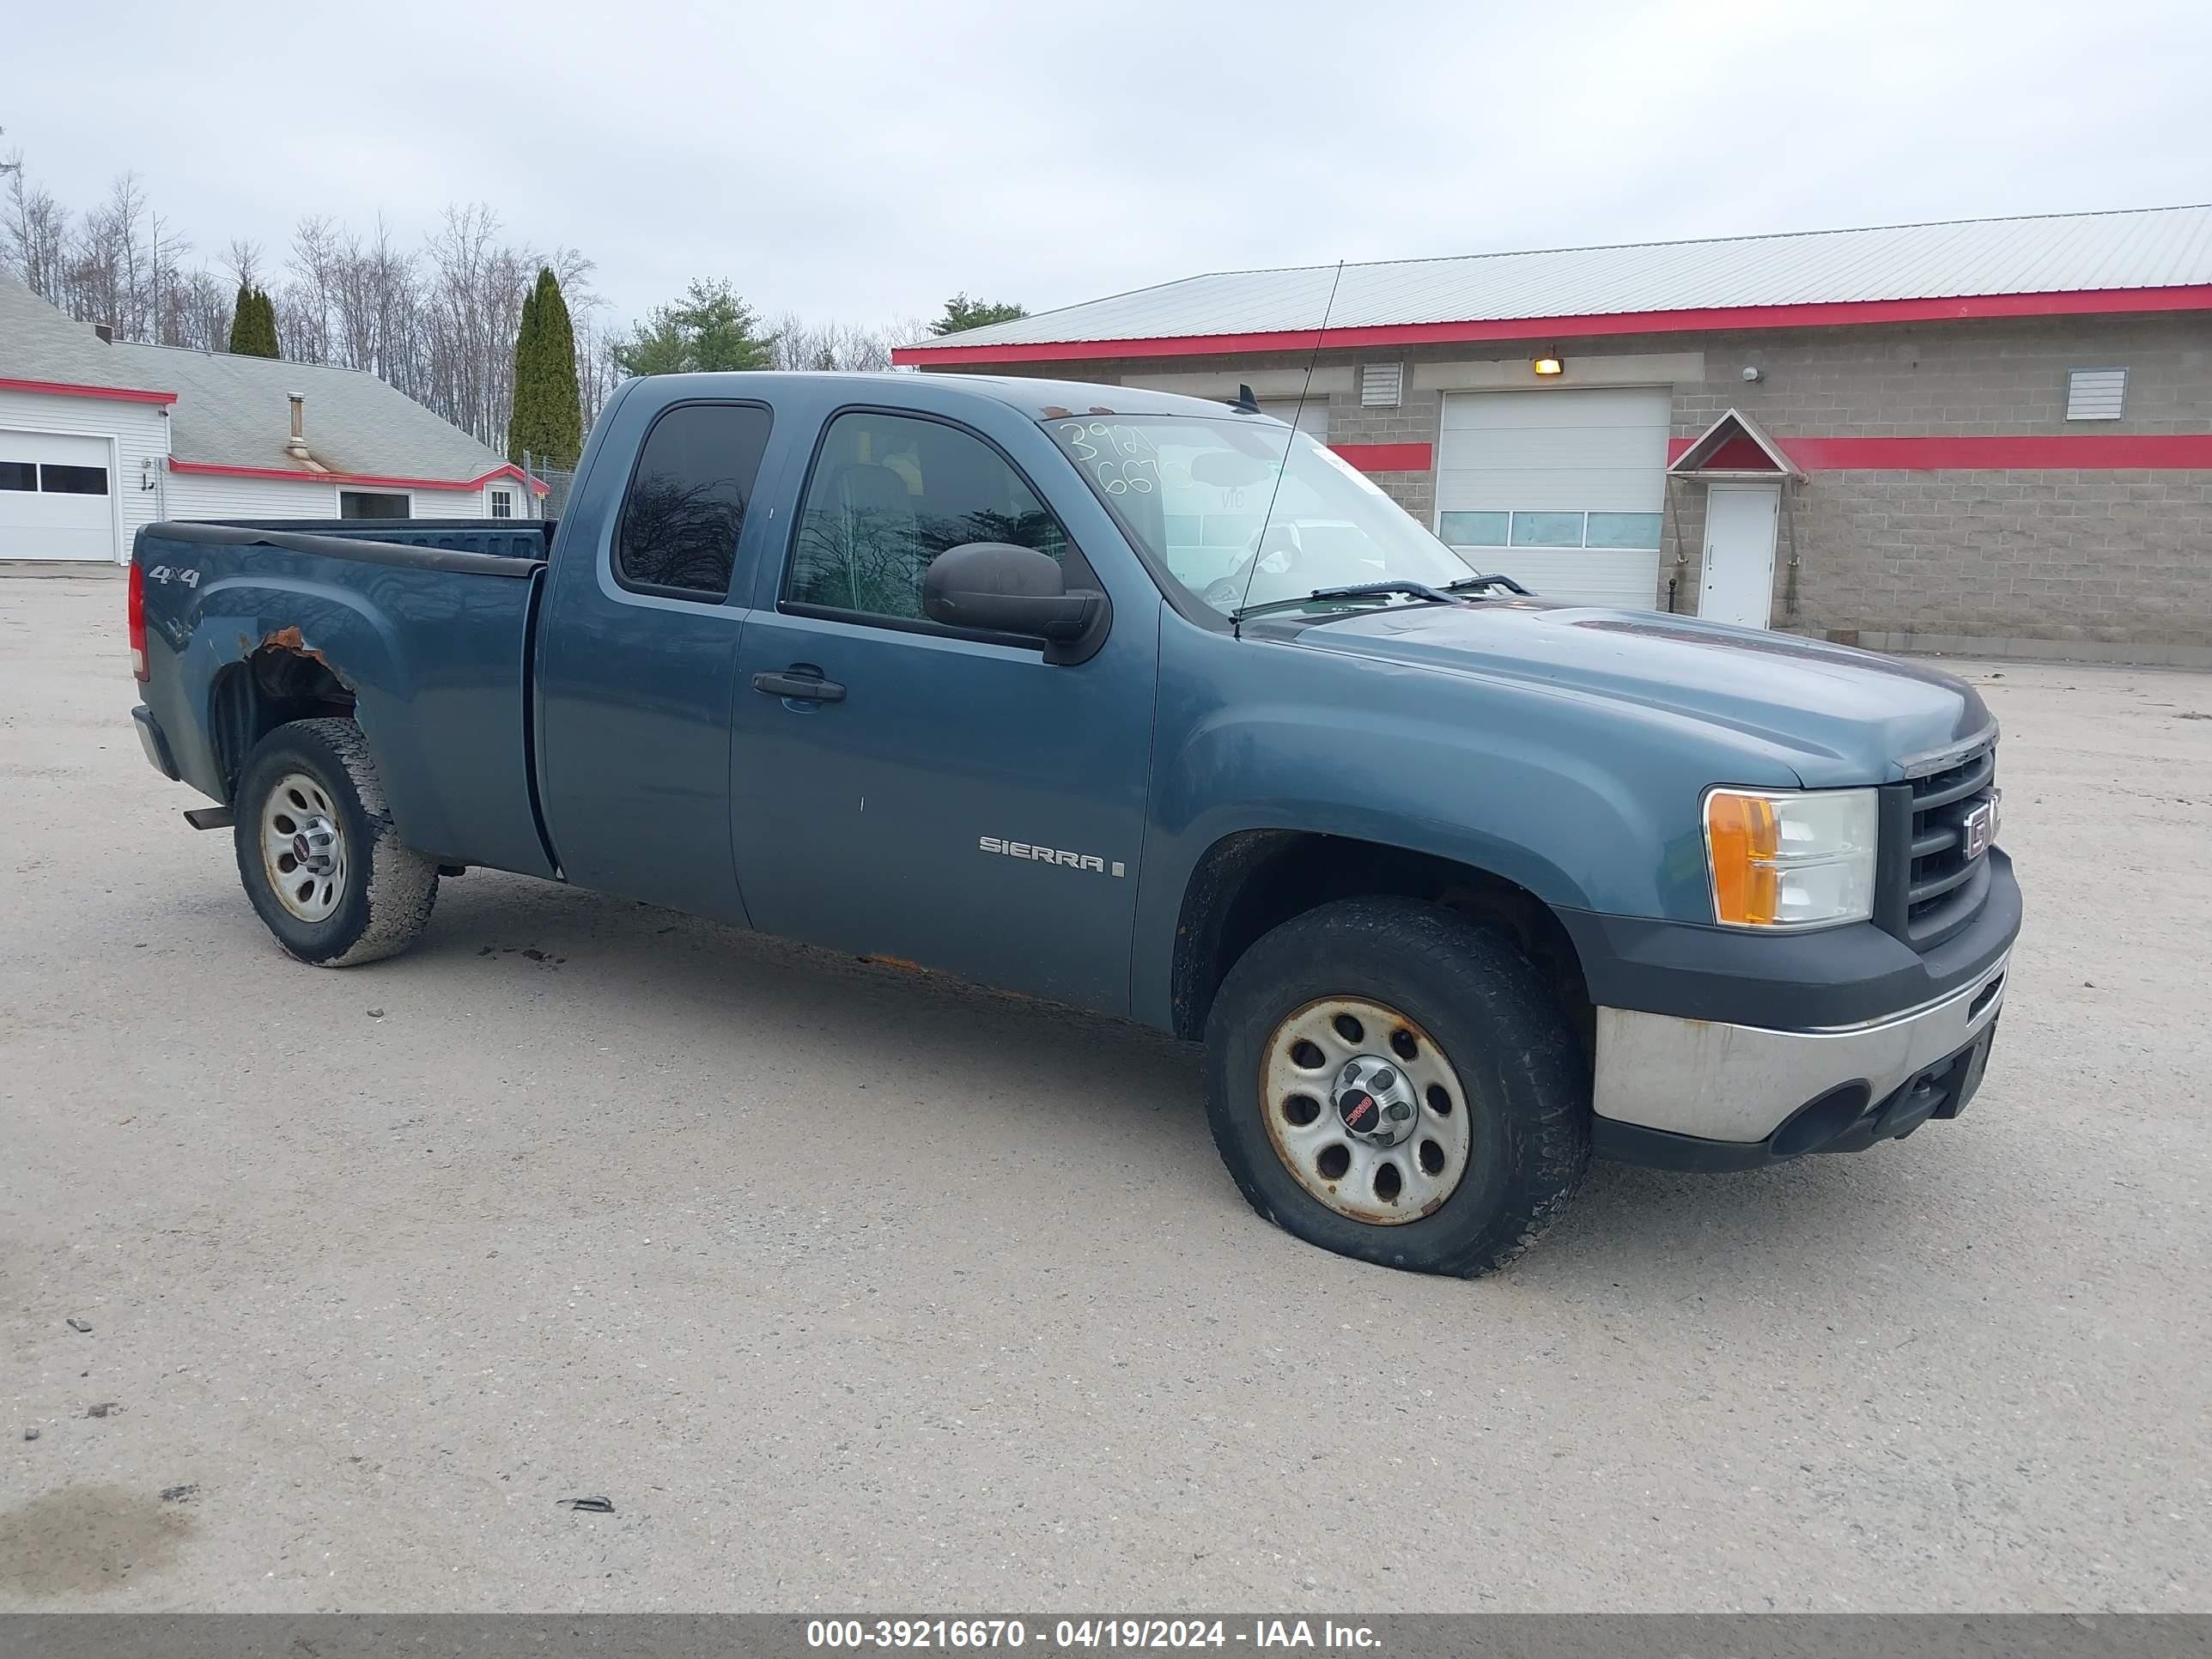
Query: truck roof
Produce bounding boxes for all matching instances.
[622,371,1273,425]
[917,374,1269,423]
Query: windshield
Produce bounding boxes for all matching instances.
[1045,413,1477,616]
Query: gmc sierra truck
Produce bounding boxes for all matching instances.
[126,371,2018,1277]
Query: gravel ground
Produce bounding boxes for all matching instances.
[3,572,2207,1612]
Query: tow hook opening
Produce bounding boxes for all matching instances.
[1770,1082,1874,1159]
[1968,973,2004,1020]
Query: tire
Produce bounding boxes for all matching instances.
[1202,896,1590,1277]
[232,718,439,968]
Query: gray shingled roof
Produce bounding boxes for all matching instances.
[900,204,2212,354]
[1,275,516,481]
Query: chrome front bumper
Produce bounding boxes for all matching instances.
[1593,949,2010,1146]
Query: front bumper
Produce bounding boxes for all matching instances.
[1590,953,2008,1167]
[1560,848,2021,1169]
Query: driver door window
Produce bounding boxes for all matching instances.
[787,412,1067,623]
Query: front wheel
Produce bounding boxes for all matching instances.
[1202,896,1591,1276]
[232,719,439,967]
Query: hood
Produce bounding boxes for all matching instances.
[1284,600,1994,787]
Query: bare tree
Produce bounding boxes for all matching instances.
[0,149,934,458]
[2,152,70,302]
[345,216,419,382]
[768,311,930,374]
[417,204,535,448]
[279,214,342,362]
[64,173,149,333]
[147,206,191,343]
[169,267,234,351]
[557,264,623,432]
[221,236,262,289]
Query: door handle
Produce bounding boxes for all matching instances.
[752,668,846,703]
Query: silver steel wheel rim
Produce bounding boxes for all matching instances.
[1261,996,1473,1225]
[260,771,347,923]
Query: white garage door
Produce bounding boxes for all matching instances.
[1433,388,1669,609]
[1258,398,1330,441]
[0,431,115,562]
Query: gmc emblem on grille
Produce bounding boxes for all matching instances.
[1963,793,2001,860]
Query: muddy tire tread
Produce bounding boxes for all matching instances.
[232,718,438,968]
[1202,896,1591,1278]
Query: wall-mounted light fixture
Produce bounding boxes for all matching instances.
[1533,356,1565,378]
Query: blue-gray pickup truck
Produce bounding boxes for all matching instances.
[127,371,2019,1276]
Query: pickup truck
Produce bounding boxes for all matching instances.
[127,371,2019,1277]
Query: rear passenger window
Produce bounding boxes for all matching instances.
[787,411,1067,623]
[616,403,773,599]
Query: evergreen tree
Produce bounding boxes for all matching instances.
[251,288,280,356]
[228,282,280,357]
[514,267,582,469]
[506,278,543,465]
[614,279,778,376]
[929,293,1027,336]
[227,281,253,353]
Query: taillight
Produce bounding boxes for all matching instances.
[127,562,148,682]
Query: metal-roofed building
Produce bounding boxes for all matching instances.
[896,206,2212,662]
[2,275,546,564]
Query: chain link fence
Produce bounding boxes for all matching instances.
[520,453,577,519]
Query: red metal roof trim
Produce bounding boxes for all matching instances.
[167,459,552,495]
[1332,442,1433,473]
[1664,433,2212,470]
[2,375,179,405]
[892,285,2212,367]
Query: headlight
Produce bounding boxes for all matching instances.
[1703,787,1878,929]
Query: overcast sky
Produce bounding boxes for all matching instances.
[6,0,2208,337]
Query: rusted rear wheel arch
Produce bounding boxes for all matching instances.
[1169,830,1595,1062]
[209,641,357,803]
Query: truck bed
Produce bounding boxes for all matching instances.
[133,520,557,880]
[204,518,556,566]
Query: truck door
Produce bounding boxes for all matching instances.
[728,406,1158,1015]
[535,398,776,923]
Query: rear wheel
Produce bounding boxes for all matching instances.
[1202,896,1590,1277]
[232,719,439,967]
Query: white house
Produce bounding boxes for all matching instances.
[1,275,547,563]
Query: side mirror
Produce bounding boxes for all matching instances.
[923,543,1103,651]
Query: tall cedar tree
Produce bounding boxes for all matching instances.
[508,268,584,469]
[506,280,542,465]
[228,284,280,357]
[253,288,280,356]
[226,281,255,354]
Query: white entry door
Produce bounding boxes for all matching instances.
[1698,485,1780,628]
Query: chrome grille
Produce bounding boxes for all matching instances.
[1899,743,1997,946]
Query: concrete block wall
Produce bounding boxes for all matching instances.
[951,314,2212,654]
[1789,469,2212,650]
[1677,316,2212,439]
[1664,319,2212,652]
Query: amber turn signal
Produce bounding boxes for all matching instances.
[1705,790,1784,926]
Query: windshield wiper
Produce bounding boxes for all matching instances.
[1442,572,1531,597]
[1232,580,1470,622]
